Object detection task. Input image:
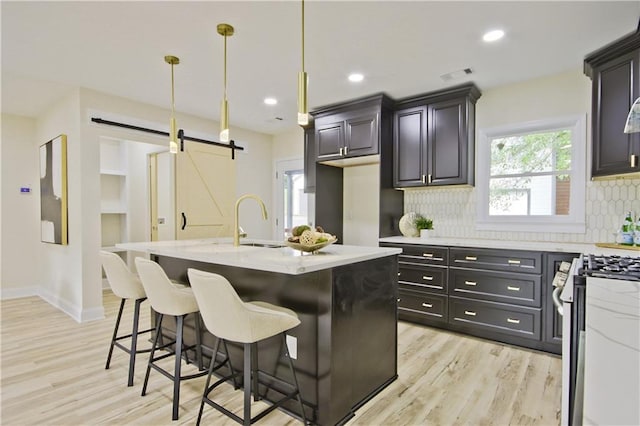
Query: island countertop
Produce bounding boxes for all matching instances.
[117,238,401,275]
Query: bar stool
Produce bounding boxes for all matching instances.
[100,250,154,387]
[187,268,307,425]
[135,257,207,421]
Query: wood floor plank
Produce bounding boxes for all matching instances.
[1,292,562,425]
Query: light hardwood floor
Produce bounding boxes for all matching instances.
[1,291,562,425]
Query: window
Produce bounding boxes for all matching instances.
[477,115,586,233]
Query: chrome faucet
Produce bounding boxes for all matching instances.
[234,194,268,246]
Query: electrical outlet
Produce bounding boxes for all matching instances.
[286,334,297,360]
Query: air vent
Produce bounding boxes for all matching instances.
[440,68,473,82]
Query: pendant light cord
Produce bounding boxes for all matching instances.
[301,0,305,72]
[223,33,228,100]
[170,63,176,116]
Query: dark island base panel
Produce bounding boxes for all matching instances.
[154,254,399,426]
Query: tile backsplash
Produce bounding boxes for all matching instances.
[404,178,640,244]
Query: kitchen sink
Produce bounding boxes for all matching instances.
[240,242,285,248]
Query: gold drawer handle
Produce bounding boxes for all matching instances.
[507,318,520,324]
[507,285,520,291]
[508,259,521,265]
[464,280,477,286]
[464,310,476,317]
[422,253,434,258]
[631,154,638,168]
[421,303,433,308]
[398,272,401,276]
[465,256,477,261]
[397,298,401,302]
[422,275,434,281]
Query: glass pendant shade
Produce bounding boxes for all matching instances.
[624,97,640,133]
[297,71,309,125]
[169,117,178,154]
[220,98,229,142]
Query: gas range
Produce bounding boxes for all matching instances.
[577,254,640,282]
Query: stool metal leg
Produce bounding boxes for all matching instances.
[127,298,143,387]
[251,342,259,402]
[195,314,204,371]
[142,313,164,397]
[196,337,222,426]
[173,315,185,421]
[282,333,307,425]
[243,343,252,426]
[105,298,126,370]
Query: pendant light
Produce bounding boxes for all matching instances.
[297,0,309,126]
[164,55,180,154]
[217,23,234,143]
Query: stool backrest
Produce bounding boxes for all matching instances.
[100,251,146,300]
[187,268,253,342]
[135,257,197,316]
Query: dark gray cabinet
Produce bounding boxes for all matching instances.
[314,102,382,162]
[381,242,566,354]
[393,83,480,188]
[303,126,315,193]
[585,27,640,178]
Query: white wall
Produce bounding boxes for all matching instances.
[1,114,40,297]
[1,87,274,321]
[343,164,380,246]
[405,69,640,243]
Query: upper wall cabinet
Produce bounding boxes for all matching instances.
[393,83,481,188]
[312,94,394,163]
[585,26,640,178]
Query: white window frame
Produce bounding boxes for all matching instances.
[476,115,586,233]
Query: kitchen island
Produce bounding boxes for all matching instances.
[118,239,401,425]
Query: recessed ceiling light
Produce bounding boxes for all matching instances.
[483,29,505,42]
[348,73,364,83]
[264,97,277,105]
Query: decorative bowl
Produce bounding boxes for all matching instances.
[285,236,337,253]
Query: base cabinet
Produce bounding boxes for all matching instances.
[382,242,568,354]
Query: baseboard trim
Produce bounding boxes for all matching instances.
[0,286,40,300]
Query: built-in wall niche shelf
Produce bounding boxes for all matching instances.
[99,137,129,263]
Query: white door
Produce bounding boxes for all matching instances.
[273,158,313,240]
[175,141,236,239]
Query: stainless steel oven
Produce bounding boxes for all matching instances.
[556,254,640,426]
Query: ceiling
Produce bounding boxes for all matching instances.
[2,1,639,136]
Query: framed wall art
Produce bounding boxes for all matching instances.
[40,134,68,245]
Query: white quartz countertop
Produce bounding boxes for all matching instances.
[117,238,401,275]
[379,236,639,257]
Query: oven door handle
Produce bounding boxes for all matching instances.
[552,286,564,316]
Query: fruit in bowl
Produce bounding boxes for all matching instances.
[287,226,337,252]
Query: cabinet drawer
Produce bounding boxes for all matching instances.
[449,296,541,340]
[449,268,541,307]
[397,245,448,266]
[399,264,447,293]
[450,247,542,274]
[398,289,447,323]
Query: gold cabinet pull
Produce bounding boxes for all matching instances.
[422,275,434,281]
[397,298,401,302]
[465,256,477,261]
[428,174,432,184]
[421,174,427,184]
[464,280,477,286]
[339,147,344,156]
[344,146,348,156]
[507,285,520,291]
[398,272,401,276]
[631,154,638,168]
[423,253,434,258]
[507,318,521,324]
[464,310,476,316]
[508,259,521,265]
[421,303,433,308]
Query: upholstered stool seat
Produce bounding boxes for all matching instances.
[187,268,307,425]
[135,257,208,421]
[100,251,154,387]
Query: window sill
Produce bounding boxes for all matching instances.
[476,220,586,234]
